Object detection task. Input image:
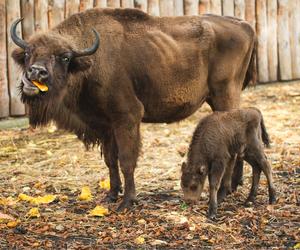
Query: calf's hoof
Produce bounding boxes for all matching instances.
[269,195,277,204]
[117,199,137,212]
[103,193,118,203]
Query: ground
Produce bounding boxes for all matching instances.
[0,81,299,249]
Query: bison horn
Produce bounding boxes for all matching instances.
[10,18,29,49]
[73,29,100,57]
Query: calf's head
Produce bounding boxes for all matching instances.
[11,18,99,102]
[181,162,207,202]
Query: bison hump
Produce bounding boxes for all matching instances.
[105,8,150,22]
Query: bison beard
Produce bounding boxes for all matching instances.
[11,8,257,211]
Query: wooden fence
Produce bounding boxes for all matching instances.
[0,0,300,118]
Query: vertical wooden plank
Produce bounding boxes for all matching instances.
[185,0,198,15]
[79,0,93,11]
[6,0,26,116]
[0,1,9,118]
[222,0,234,16]
[245,0,255,28]
[289,0,300,78]
[267,0,278,81]
[95,0,107,7]
[174,0,183,16]
[148,0,159,16]
[134,0,147,12]
[65,0,79,17]
[34,0,48,32]
[210,0,221,15]
[48,0,65,28]
[160,0,174,16]
[234,0,245,19]
[256,0,268,82]
[21,0,34,40]
[277,0,292,80]
[199,0,210,14]
[107,0,120,8]
[121,0,134,8]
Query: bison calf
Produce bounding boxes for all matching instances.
[181,108,276,218]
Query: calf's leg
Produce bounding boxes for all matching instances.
[102,133,122,203]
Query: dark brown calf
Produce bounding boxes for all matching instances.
[181,108,276,218]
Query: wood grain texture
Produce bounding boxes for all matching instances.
[148,0,159,16]
[174,0,183,16]
[185,0,198,15]
[34,0,48,32]
[107,0,120,8]
[134,0,147,12]
[21,0,34,39]
[222,0,234,16]
[245,0,255,28]
[48,0,65,28]
[159,0,174,16]
[65,0,80,17]
[210,0,221,15]
[234,0,245,19]
[121,0,134,8]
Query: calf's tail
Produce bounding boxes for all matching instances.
[260,115,270,148]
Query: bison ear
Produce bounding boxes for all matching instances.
[181,162,187,172]
[11,48,25,67]
[69,57,92,73]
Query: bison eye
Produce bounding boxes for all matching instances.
[61,56,70,63]
[24,52,30,58]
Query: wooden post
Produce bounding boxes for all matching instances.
[148,0,159,16]
[21,0,34,40]
[65,0,80,17]
[256,0,268,82]
[6,0,25,116]
[266,0,278,81]
[245,0,255,28]
[199,0,210,14]
[210,0,221,15]
[222,0,234,16]
[0,1,9,118]
[121,0,134,8]
[234,0,245,19]
[107,0,120,8]
[185,0,198,15]
[289,0,300,78]
[95,0,107,8]
[79,0,94,11]
[174,0,183,16]
[34,0,48,32]
[134,0,147,12]
[48,0,65,28]
[160,0,174,16]
[277,0,292,80]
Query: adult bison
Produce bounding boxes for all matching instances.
[11,8,256,210]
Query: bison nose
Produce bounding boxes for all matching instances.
[190,184,198,191]
[27,65,49,82]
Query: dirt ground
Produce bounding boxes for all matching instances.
[0,81,299,249]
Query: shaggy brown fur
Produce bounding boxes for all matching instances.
[181,108,276,218]
[11,8,256,210]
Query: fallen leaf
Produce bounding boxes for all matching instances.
[0,196,17,206]
[150,239,168,246]
[134,236,145,245]
[294,243,300,249]
[99,179,110,190]
[7,220,20,228]
[89,205,109,217]
[18,194,56,205]
[78,186,93,201]
[26,208,40,218]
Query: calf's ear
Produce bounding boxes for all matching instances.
[11,48,25,67]
[69,57,92,73]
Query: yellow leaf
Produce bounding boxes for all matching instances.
[7,220,20,228]
[18,193,34,202]
[18,194,56,205]
[294,243,300,249]
[26,208,40,218]
[99,179,110,190]
[134,236,145,245]
[0,197,17,206]
[89,205,109,217]
[78,186,93,201]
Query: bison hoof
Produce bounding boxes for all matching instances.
[244,199,255,207]
[117,199,137,212]
[103,193,118,203]
[269,196,277,204]
[207,211,217,220]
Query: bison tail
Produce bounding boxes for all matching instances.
[260,114,270,148]
[242,37,257,90]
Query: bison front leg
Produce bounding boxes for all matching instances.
[114,122,141,211]
[102,133,122,203]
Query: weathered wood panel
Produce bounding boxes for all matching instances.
[148,0,159,16]
[245,0,255,28]
[160,0,174,16]
[79,0,93,11]
[134,0,147,12]
[289,0,300,78]
[94,0,107,8]
[222,0,234,16]
[277,0,292,80]
[174,0,183,16]
[48,0,65,28]
[0,1,9,118]
[234,0,245,19]
[34,0,48,32]
[267,0,278,81]
[185,0,198,15]
[6,0,25,116]
[210,0,221,15]
[256,0,269,82]
[121,0,134,8]
[107,0,120,7]
[65,0,80,17]
[21,0,35,39]
[199,0,210,14]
